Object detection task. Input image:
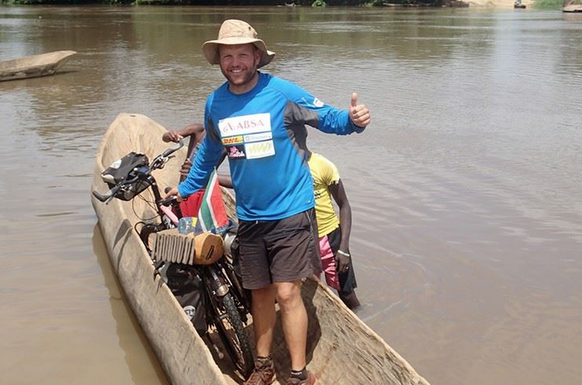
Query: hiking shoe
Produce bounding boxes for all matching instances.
[286,371,317,385]
[244,357,275,385]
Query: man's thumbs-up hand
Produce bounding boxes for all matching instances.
[349,92,370,128]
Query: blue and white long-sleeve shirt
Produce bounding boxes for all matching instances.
[178,72,364,221]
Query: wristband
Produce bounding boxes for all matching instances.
[337,250,350,258]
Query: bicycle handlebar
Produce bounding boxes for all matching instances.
[92,189,113,202]
[92,141,183,203]
[159,195,179,207]
[150,140,184,170]
[162,140,184,158]
[92,174,139,203]
[92,182,125,202]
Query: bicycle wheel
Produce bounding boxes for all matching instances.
[220,260,252,318]
[209,292,254,378]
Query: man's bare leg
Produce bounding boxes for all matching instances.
[252,285,277,357]
[274,280,307,371]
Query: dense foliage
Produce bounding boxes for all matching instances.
[0,0,398,5]
[534,0,565,7]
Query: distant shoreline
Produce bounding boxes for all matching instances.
[465,0,534,7]
[383,0,535,7]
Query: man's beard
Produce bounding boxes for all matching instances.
[221,63,258,91]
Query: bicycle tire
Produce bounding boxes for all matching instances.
[210,292,254,378]
[221,260,252,318]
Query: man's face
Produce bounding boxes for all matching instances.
[218,43,261,94]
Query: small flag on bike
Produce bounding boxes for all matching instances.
[195,168,229,234]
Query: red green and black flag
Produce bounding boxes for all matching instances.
[194,168,229,234]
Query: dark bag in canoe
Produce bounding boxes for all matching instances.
[166,263,207,335]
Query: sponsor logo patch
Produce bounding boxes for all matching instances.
[227,145,246,159]
[219,113,271,136]
[313,97,324,108]
[183,305,196,320]
[245,140,275,160]
[222,135,243,145]
[244,132,272,143]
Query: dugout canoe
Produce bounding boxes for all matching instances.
[563,0,582,11]
[91,113,430,385]
[0,50,76,82]
[563,4,582,11]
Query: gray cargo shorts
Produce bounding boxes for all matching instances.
[237,208,322,290]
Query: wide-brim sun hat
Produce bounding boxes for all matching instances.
[202,19,275,69]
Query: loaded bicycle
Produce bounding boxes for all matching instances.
[92,141,254,378]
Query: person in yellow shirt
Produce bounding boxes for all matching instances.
[307,150,361,309]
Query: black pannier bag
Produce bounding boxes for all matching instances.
[100,152,150,201]
[166,263,207,335]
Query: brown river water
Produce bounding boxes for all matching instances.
[1,6,581,385]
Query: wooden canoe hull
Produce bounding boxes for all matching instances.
[0,50,76,82]
[563,4,582,11]
[91,113,430,385]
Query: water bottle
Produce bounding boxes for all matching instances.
[178,217,197,234]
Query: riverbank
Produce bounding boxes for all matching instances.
[383,0,535,8]
[465,0,534,7]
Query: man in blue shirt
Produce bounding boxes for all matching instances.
[166,19,370,385]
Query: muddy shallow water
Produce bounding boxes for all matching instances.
[1,6,581,385]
